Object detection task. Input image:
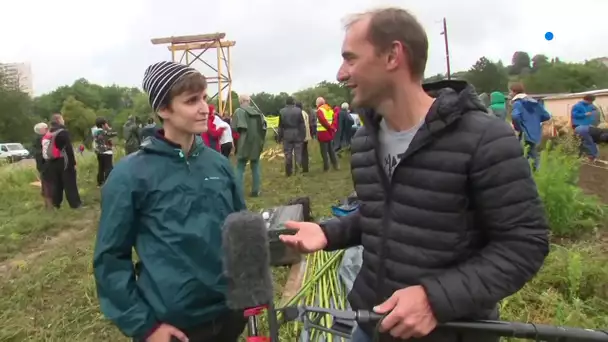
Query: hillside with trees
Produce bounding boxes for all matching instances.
[1,51,608,143]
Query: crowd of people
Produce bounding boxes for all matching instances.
[276,95,362,176]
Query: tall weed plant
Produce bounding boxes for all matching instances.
[534,139,605,237]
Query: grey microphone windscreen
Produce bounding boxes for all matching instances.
[222,211,274,310]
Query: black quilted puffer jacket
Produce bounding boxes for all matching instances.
[320,80,549,342]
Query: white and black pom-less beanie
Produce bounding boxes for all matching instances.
[142,61,199,111]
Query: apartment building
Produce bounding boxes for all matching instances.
[0,62,33,96]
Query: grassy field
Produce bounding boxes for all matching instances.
[0,136,607,341]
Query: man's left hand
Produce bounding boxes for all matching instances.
[373,285,437,339]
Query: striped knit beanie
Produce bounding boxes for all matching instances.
[142,61,199,112]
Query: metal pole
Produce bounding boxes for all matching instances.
[442,18,451,80]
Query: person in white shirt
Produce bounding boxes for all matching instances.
[214,114,233,157]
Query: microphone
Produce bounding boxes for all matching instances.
[222,211,279,341]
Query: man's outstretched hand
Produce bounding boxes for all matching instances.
[279,221,328,253]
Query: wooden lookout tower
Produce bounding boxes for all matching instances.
[150,32,236,116]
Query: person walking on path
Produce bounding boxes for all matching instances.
[281,8,548,342]
[232,93,267,197]
[315,97,339,171]
[510,82,551,169]
[278,96,306,176]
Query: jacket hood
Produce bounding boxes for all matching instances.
[478,93,490,107]
[360,80,486,132]
[512,93,544,112]
[140,130,205,158]
[242,104,262,116]
[490,91,506,105]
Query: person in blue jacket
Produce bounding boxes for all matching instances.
[571,94,599,160]
[509,82,551,170]
[93,61,247,342]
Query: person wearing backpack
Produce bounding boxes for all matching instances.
[42,113,82,209]
[93,117,118,187]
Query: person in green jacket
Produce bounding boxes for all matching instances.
[232,93,267,197]
[93,61,247,342]
[488,91,507,121]
[123,116,141,155]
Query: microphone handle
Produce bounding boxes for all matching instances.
[357,311,608,341]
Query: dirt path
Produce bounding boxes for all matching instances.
[0,217,95,277]
[578,147,608,203]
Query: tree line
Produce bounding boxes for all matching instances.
[425,52,608,95]
[1,51,607,145]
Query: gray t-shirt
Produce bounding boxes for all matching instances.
[379,118,423,178]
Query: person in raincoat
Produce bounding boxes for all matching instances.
[510,82,551,170]
[232,93,267,197]
[488,91,507,121]
[93,61,247,342]
[123,116,141,155]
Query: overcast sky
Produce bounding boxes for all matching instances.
[1,0,607,97]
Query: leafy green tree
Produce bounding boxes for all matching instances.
[464,57,509,94]
[522,61,608,93]
[509,51,531,75]
[0,71,35,142]
[532,54,550,72]
[60,96,96,141]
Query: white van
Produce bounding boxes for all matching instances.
[0,143,30,163]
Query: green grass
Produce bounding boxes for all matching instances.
[0,137,606,341]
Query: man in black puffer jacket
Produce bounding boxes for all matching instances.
[280,7,549,342]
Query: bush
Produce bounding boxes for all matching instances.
[501,241,608,328]
[533,142,605,237]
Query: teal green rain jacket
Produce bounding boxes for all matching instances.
[93,133,246,340]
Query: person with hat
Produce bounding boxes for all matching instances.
[93,61,247,342]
